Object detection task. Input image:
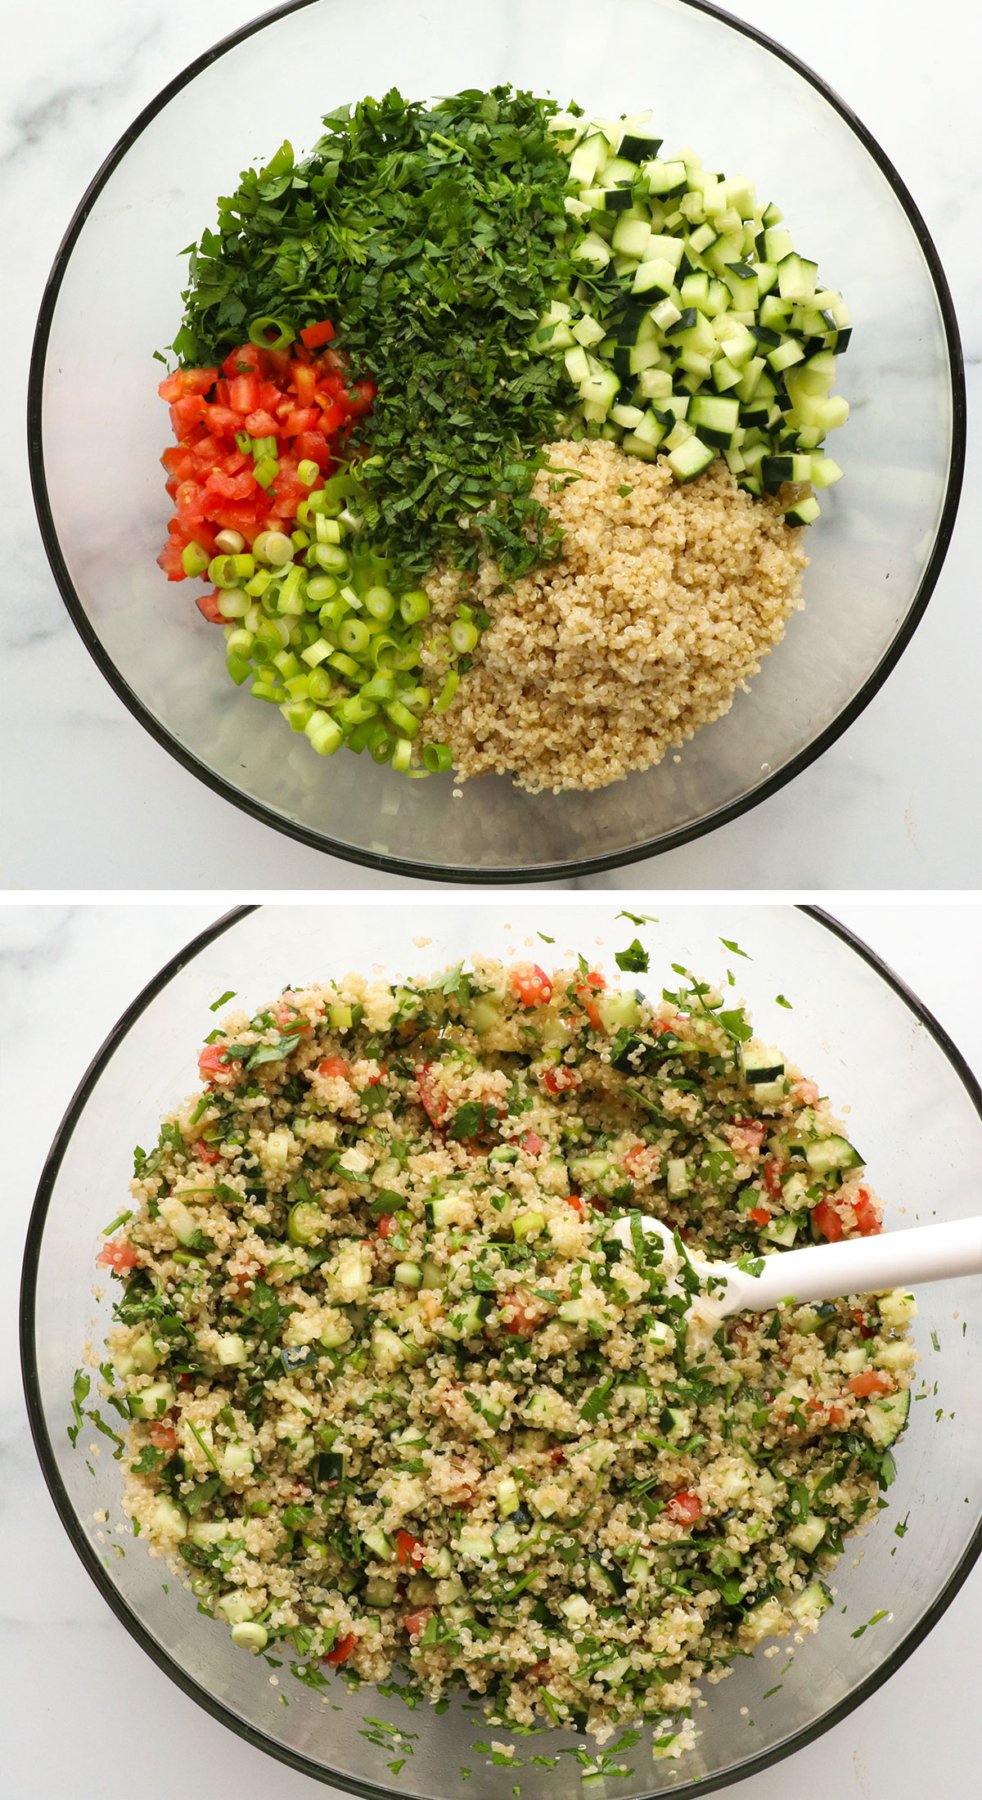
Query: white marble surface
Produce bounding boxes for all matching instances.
[3,900,981,1798]
[3,0,981,890]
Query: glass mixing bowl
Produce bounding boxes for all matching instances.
[28,0,964,881]
[20,903,982,1797]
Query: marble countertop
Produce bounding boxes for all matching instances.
[4,899,980,1797]
[4,0,981,890]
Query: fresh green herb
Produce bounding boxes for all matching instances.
[775,994,792,1009]
[68,1369,90,1448]
[617,911,658,927]
[720,938,751,959]
[209,990,237,1011]
[173,88,577,580]
[931,1329,940,1353]
[614,939,649,974]
[617,483,633,497]
[536,933,555,945]
[101,1210,133,1236]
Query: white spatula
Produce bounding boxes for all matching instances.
[611,1211,982,1340]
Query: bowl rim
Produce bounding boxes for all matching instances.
[27,0,969,886]
[18,902,982,1798]
[26,0,967,884]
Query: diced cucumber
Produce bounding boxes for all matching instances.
[865,1387,910,1448]
[789,1579,832,1622]
[457,1525,496,1560]
[158,1193,197,1247]
[763,1214,801,1249]
[496,1475,520,1518]
[363,1524,393,1560]
[878,1290,918,1331]
[666,437,715,483]
[804,1135,864,1176]
[128,1380,175,1420]
[561,1592,591,1625]
[666,1158,690,1198]
[425,1194,470,1229]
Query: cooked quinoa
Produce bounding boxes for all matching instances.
[93,957,915,1745]
[421,440,807,793]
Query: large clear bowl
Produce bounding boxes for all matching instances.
[28,0,964,881]
[20,903,982,1798]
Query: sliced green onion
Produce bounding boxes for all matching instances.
[386,700,420,739]
[402,685,431,716]
[234,429,253,455]
[306,575,338,604]
[449,619,479,655]
[248,315,294,350]
[226,654,252,687]
[391,737,413,772]
[180,541,209,579]
[304,710,343,755]
[364,585,395,622]
[254,456,279,491]
[257,531,293,568]
[245,569,273,598]
[314,544,349,574]
[360,675,396,703]
[433,670,460,713]
[217,588,250,620]
[399,589,431,624]
[291,529,311,551]
[297,459,320,487]
[214,529,245,556]
[252,435,278,461]
[307,668,333,703]
[226,627,254,659]
[208,555,239,590]
[339,619,371,656]
[277,566,305,616]
[336,694,378,727]
[329,651,362,681]
[422,742,453,773]
[251,679,282,703]
[301,638,333,669]
[315,515,343,546]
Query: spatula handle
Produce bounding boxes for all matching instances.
[721,1215,982,1315]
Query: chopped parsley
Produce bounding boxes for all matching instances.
[614,938,649,974]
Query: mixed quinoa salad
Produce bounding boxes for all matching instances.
[156,88,849,791]
[83,953,915,1747]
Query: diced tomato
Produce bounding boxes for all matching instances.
[402,1609,432,1639]
[729,1117,766,1153]
[623,1145,648,1176]
[747,1205,771,1227]
[504,1293,538,1336]
[343,377,376,416]
[204,467,256,502]
[198,1043,240,1086]
[300,318,337,350]
[851,1189,881,1236]
[510,965,553,1007]
[396,1530,425,1570]
[291,362,317,405]
[157,367,217,403]
[853,1308,875,1340]
[149,1418,178,1450]
[795,1079,820,1105]
[324,1632,357,1666]
[195,1139,221,1164]
[97,1238,138,1272]
[574,971,606,1032]
[847,1370,894,1398]
[565,1194,586,1217]
[228,371,260,414]
[294,428,332,470]
[318,1056,350,1080]
[812,1197,843,1242]
[195,589,225,624]
[667,1490,703,1524]
[763,1159,785,1199]
[316,396,349,436]
[157,537,187,581]
[169,394,209,439]
[222,343,262,377]
[377,1213,397,1239]
[281,406,318,437]
[542,1064,581,1096]
[417,1064,449,1127]
[521,1131,544,1157]
[243,407,281,438]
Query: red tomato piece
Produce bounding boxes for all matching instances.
[812,1197,843,1243]
[244,408,281,438]
[396,1530,425,1570]
[294,429,332,469]
[291,362,317,406]
[158,367,217,403]
[229,372,260,414]
[504,1293,538,1336]
[324,1633,357,1666]
[318,1056,350,1080]
[763,1159,785,1199]
[195,1140,221,1164]
[377,1213,398,1239]
[667,1490,703,1524]
[729,1117,766,1152]
[300,319,337,350]
[542,1065,580,1096]
[747,1206,771,1227]
[198,1044,240,1085]
[417,1065,449,1128]
[157,538,187,581]
[342,377,376,416]
[565,1194,586,1217]
[222,344,262,377]
[196,590,225,624]
[97,1238,138,1272]
[402,1609,432,1639]
[316,396,349,436]
[851,1189,882,1236]
[510,965,553,1008]
[847,1370,894,1398]
[149,1418,178,1450]
[282,406,318,437]
[521,1131,544,1157]
[852,1308,875,1340]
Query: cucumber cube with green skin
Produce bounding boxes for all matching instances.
[878,1290,918,1331]
[128,1380,175,1419]
[789,1515,827,1554]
